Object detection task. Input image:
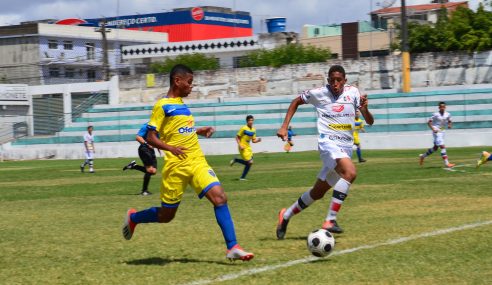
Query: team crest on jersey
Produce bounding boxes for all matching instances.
[343,95,351,102]
[331,104,345,112]
[208,169,217,177]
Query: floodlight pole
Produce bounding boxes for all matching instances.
[401,0,411,92]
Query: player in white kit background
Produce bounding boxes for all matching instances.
[81,125,95,173]
[276,65,374,238]
[419,102,455,168]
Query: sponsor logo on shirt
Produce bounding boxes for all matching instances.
[208,169,217,177]
[321,113,353,118]
[178,119,196,134]
[328,134,353,143]
[331,104,345,112]
[328,124,353,131]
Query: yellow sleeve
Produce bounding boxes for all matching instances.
[252,128,257,140]
[148,101,165,131]
[236,127,244,138]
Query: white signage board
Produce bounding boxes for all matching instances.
[0,84,29,103]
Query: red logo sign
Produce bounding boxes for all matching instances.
[332,104,345,112]
[191,7,204,21]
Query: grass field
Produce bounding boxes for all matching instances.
[1,147,491,284]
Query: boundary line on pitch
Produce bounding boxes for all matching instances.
[183,220,492,285]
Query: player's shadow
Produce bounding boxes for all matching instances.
[125,256,231,266]
[258,236,306,241]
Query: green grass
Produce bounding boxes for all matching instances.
[0,147,491,284]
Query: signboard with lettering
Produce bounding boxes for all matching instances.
[85,10,251,29]
[0,84,28,101]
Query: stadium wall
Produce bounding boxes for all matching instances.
[2,129,492,161]
[118,50,492,103]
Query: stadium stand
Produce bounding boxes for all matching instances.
[3,86,492,160]
[10,87,492,146]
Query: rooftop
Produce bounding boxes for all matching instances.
[371,1,468,15]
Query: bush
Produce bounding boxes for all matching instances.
[239,44,331,68]
[149,53,220,74]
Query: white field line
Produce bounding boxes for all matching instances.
[183,220,492,285]
[443,163,474,172]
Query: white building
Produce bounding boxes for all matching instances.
[0,23,168,85]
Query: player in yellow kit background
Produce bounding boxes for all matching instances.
[230,115,262,180]
[353,110,366,163]
[121,64,254,261]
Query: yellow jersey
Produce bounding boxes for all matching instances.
[148,97,203,162]
[354,118,364,134]
[237,125,257,149]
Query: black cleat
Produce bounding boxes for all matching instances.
[80,165,84,173]
[123,160,137,171]
[359,159,367,163]
[276,208,289,240]
[322,220,343,234]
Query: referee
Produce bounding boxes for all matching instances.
[123,122,159,196]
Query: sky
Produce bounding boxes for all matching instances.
[0,0,484,33]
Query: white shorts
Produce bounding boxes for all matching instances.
[433,132,445,146]
[85,151,94,160]
[317,141,352,184]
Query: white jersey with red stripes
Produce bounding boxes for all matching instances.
[429,111,452,132]
[300,84,362,147]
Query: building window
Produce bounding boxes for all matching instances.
[314,28,320,36]
[63,40,73,50]
[65,68,75,78]
[87,70,96,81]
[86,43,95,60]
[48,40,58,49]
[49,67,60,77]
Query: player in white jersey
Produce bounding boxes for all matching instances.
[80,126,95,173]
[275,65,374,238]
[419,102,455,168]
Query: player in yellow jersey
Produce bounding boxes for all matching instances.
[121,64,254,261]
[476,151,492,168]
[353,110,366,163]
[230,115,262,180]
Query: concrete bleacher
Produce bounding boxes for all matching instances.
[4,85,492,160]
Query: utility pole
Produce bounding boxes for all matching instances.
[401,0,411,92]
[96,20,111,81]
[369,0,374,90]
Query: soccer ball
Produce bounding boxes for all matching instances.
[306,229,335,257]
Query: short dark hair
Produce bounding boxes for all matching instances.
[328,65,346,78]
[439,101,446,106]
[87,126,93,130]
[246,115,254,121]
[170,64,193,86]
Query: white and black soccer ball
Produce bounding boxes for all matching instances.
[307,229,335,257]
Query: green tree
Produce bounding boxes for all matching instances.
[239,44,331,68]
[396,4,492,53]
[149,53,220,74]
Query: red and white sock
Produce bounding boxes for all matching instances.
[326,178,351,222]
[283,189,314,220]
[440,148,449,165]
